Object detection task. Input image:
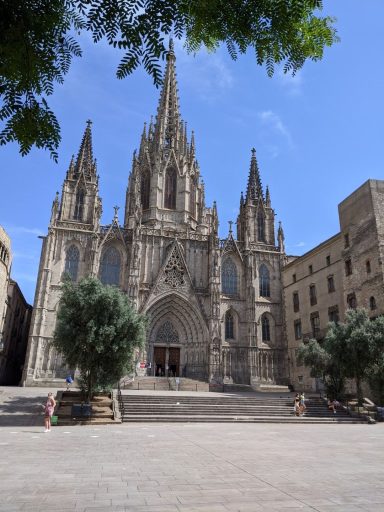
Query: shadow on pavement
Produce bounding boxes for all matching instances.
[0,394,47,427]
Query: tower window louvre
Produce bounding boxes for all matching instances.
[74,188,85,221]
[164,168,177,209]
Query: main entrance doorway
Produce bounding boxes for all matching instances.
[153,346,180,377]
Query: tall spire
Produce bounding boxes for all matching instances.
[73,120,96,178]
[153,39,181,151]
[246,148,264,203]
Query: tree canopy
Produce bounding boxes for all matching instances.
[0,0,338,160]
[53,276,146,400]
[298,309,384,405]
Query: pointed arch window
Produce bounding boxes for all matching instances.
[225,310,234,339]
[370,296,377,310]
[64,245,80,281]
[222,258,238,295]
[259,264,270,297]
[99,247,121,286]
[164,167,177,209]
[190,176,197,218]
[261,315,270,342]
[141,170,150,210]
[74,188,85,221]
[257,210,265,242]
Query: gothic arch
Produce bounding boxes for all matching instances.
[259,263,271,298]
[223,307,239,341]
[145,293,209,377]
[64,244,80,281]
[257,209,265,242]
[98,245,122,286]
[221,257,239,296]
[164,167,177,209]
[258,312,275,347]
[141,168,150,210]
[74,187,85,221]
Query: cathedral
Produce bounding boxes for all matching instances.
[22,42,288,387]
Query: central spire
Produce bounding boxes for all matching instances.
[246,148,264,203]
[153,39,181,151]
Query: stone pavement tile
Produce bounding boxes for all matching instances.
[111,497,147,507]
[176,505,229,512]
[177,494,228,505]
[309,506,365,512]
[128,506,180,512]
[360,506,384,512]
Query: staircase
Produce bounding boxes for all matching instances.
[120,394,368,424]
[122,376,209,392]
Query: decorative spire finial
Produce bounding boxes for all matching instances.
[228,220,233,234]
[113,205,120,222]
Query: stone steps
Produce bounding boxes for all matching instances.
[120,395,367,424]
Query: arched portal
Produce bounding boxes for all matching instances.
[144,293,209,380]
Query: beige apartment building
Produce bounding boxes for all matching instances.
[283,180,384,391]
[0,226,11,350]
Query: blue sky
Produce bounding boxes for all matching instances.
[1,0,384,305]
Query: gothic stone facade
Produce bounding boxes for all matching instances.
[23,46,288,387]
[0,225,12,368]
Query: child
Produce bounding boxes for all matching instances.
[44,392,56,432]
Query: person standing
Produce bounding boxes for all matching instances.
[44,392,56,432]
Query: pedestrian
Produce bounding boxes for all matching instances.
[65,374,73,391]
[299,392,306,415]
[293,393,300,416]
[43,392,56,432]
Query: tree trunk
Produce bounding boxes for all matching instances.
[356,375,363,407]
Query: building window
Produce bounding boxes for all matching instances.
[294,320,302,340]
[347,293,357,309]
[140,170,150,210]
[310,312,320,338]
[99,247,121,286]
[293,292,300,313]
[64,245,80,281]
[257,211,265,242]
[259,264,270,297]
[309,284,317,306]
[190,176,196,218]
[222,258,238,295]
[344,233,350,248]
[366,260,371,274]
[164,167,177,209]
[326,255,331,266]
[308,264,313,274]
[292,273,296,283]
[261,315,270,342]
[328,306,339,323]
[225,310,234,339]
[74,188,85,221]
[298,375,303,384]
[370,296,377,310]
[345,258,352,276]
[327,275,335,293]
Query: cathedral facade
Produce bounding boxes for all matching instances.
[22,44,288,387]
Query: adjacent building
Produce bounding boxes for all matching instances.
[0,280,32,384]
[0,225,11,355]
[284,180,384,391]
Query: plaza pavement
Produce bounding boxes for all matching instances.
[1,386,384,512]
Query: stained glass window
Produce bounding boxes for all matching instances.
[164,168,177,209]
[222,258,237,295]
[259,264,270,297]
[262,315,270,342]
[64,245,79,281]
[99,247,121,286]
[225,311,234,339]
